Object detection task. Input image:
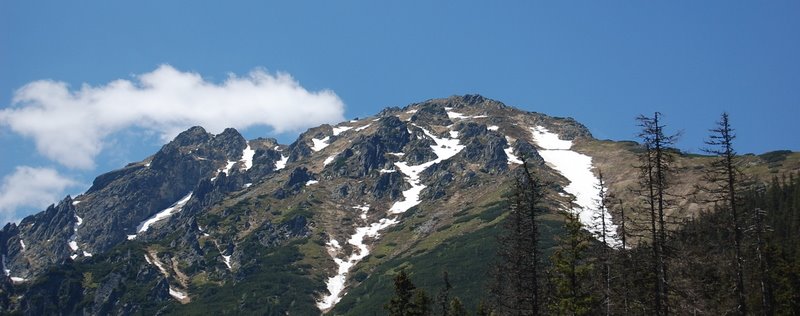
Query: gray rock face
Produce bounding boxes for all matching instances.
[326,117,415,178]
[1,126,251,279]
[410,104,453,126]
[256,216,310,248]
[2,197,77,279]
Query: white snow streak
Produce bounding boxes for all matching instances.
[311,136,331,152]
[67,214,83,254]
[318,205,398,311]
[274,154,289,170]
[72,200,81,206]
[487,125,499,131]
[19,239,25,251]
[355,124,372,132]
[332,126,352,136]
[504,147,523,164]
[318,127,465,311]
[2,254,10,276]
[169,288,188,300]
[531,126,620,247]
[10,277,27,283]
[220,160,237,176]
[222,255,232,270]
[134,192,193,235]
[240,144,255,171]
[323,155,337,166]
[306,180,319,186]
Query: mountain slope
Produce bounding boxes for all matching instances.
[1,95,797,315]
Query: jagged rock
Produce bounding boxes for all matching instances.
[255,216,309,248]
[410,103,453,126]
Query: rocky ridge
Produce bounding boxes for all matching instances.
[1,95,796,315]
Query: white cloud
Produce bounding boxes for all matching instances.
[0,65,346,169]
[0,166,77,224]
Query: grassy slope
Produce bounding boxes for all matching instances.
[331,201,565,315]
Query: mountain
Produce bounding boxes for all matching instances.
[1,95,798,315]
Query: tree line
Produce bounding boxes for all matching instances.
[385,112,800,315]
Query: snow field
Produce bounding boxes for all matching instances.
[530,126,621,247]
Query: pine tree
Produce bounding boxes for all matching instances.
[386,269,415,315]
[549,212,596,315]
[592,170,612,316]
[702,112,747,315]
[489,160,544,315]
[437,271,452,316]
[636,112,677,315]
[409,289,433,316]
[449,298,468,316]
[751,207,774,315]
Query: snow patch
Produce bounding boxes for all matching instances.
[10,277,27,283]
[2,254,10,276]
[240,144,255,171]
[388,152,405,157]
[355,124,372,131]
[222,255,232,270]
[504,147,523,164]
[67,214,83,254]
[487,125,499,131]
[72,200,81,206]
[332,126,353,136]
[379,169,396,173]
[243,183,252,188]
[169,288,188,300]
[311,136,331,152]
[19,239,25,251]
[127,235,137,240]
[220,160,237,176]
[306,180,319,186]
[446,111,467,119]
[531,126,620,247]
[323,155,337,166]
[82,251,92,257]
[274,154,289,170]
[445,108,489,120]
[135,192,193,235]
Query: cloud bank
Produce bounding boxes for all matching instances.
[0,65,346,169]
[0,166,78,224]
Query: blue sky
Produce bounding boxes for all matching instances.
[1,1,799,222]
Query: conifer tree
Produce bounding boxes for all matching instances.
[702,112,747,315]
[592,170,612,316]
[550,212,596,315]
[437,271,452,316]
[489,160,544,315]
[449,298,467,316]
[636,112,677,315]
[386,269,432,316]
